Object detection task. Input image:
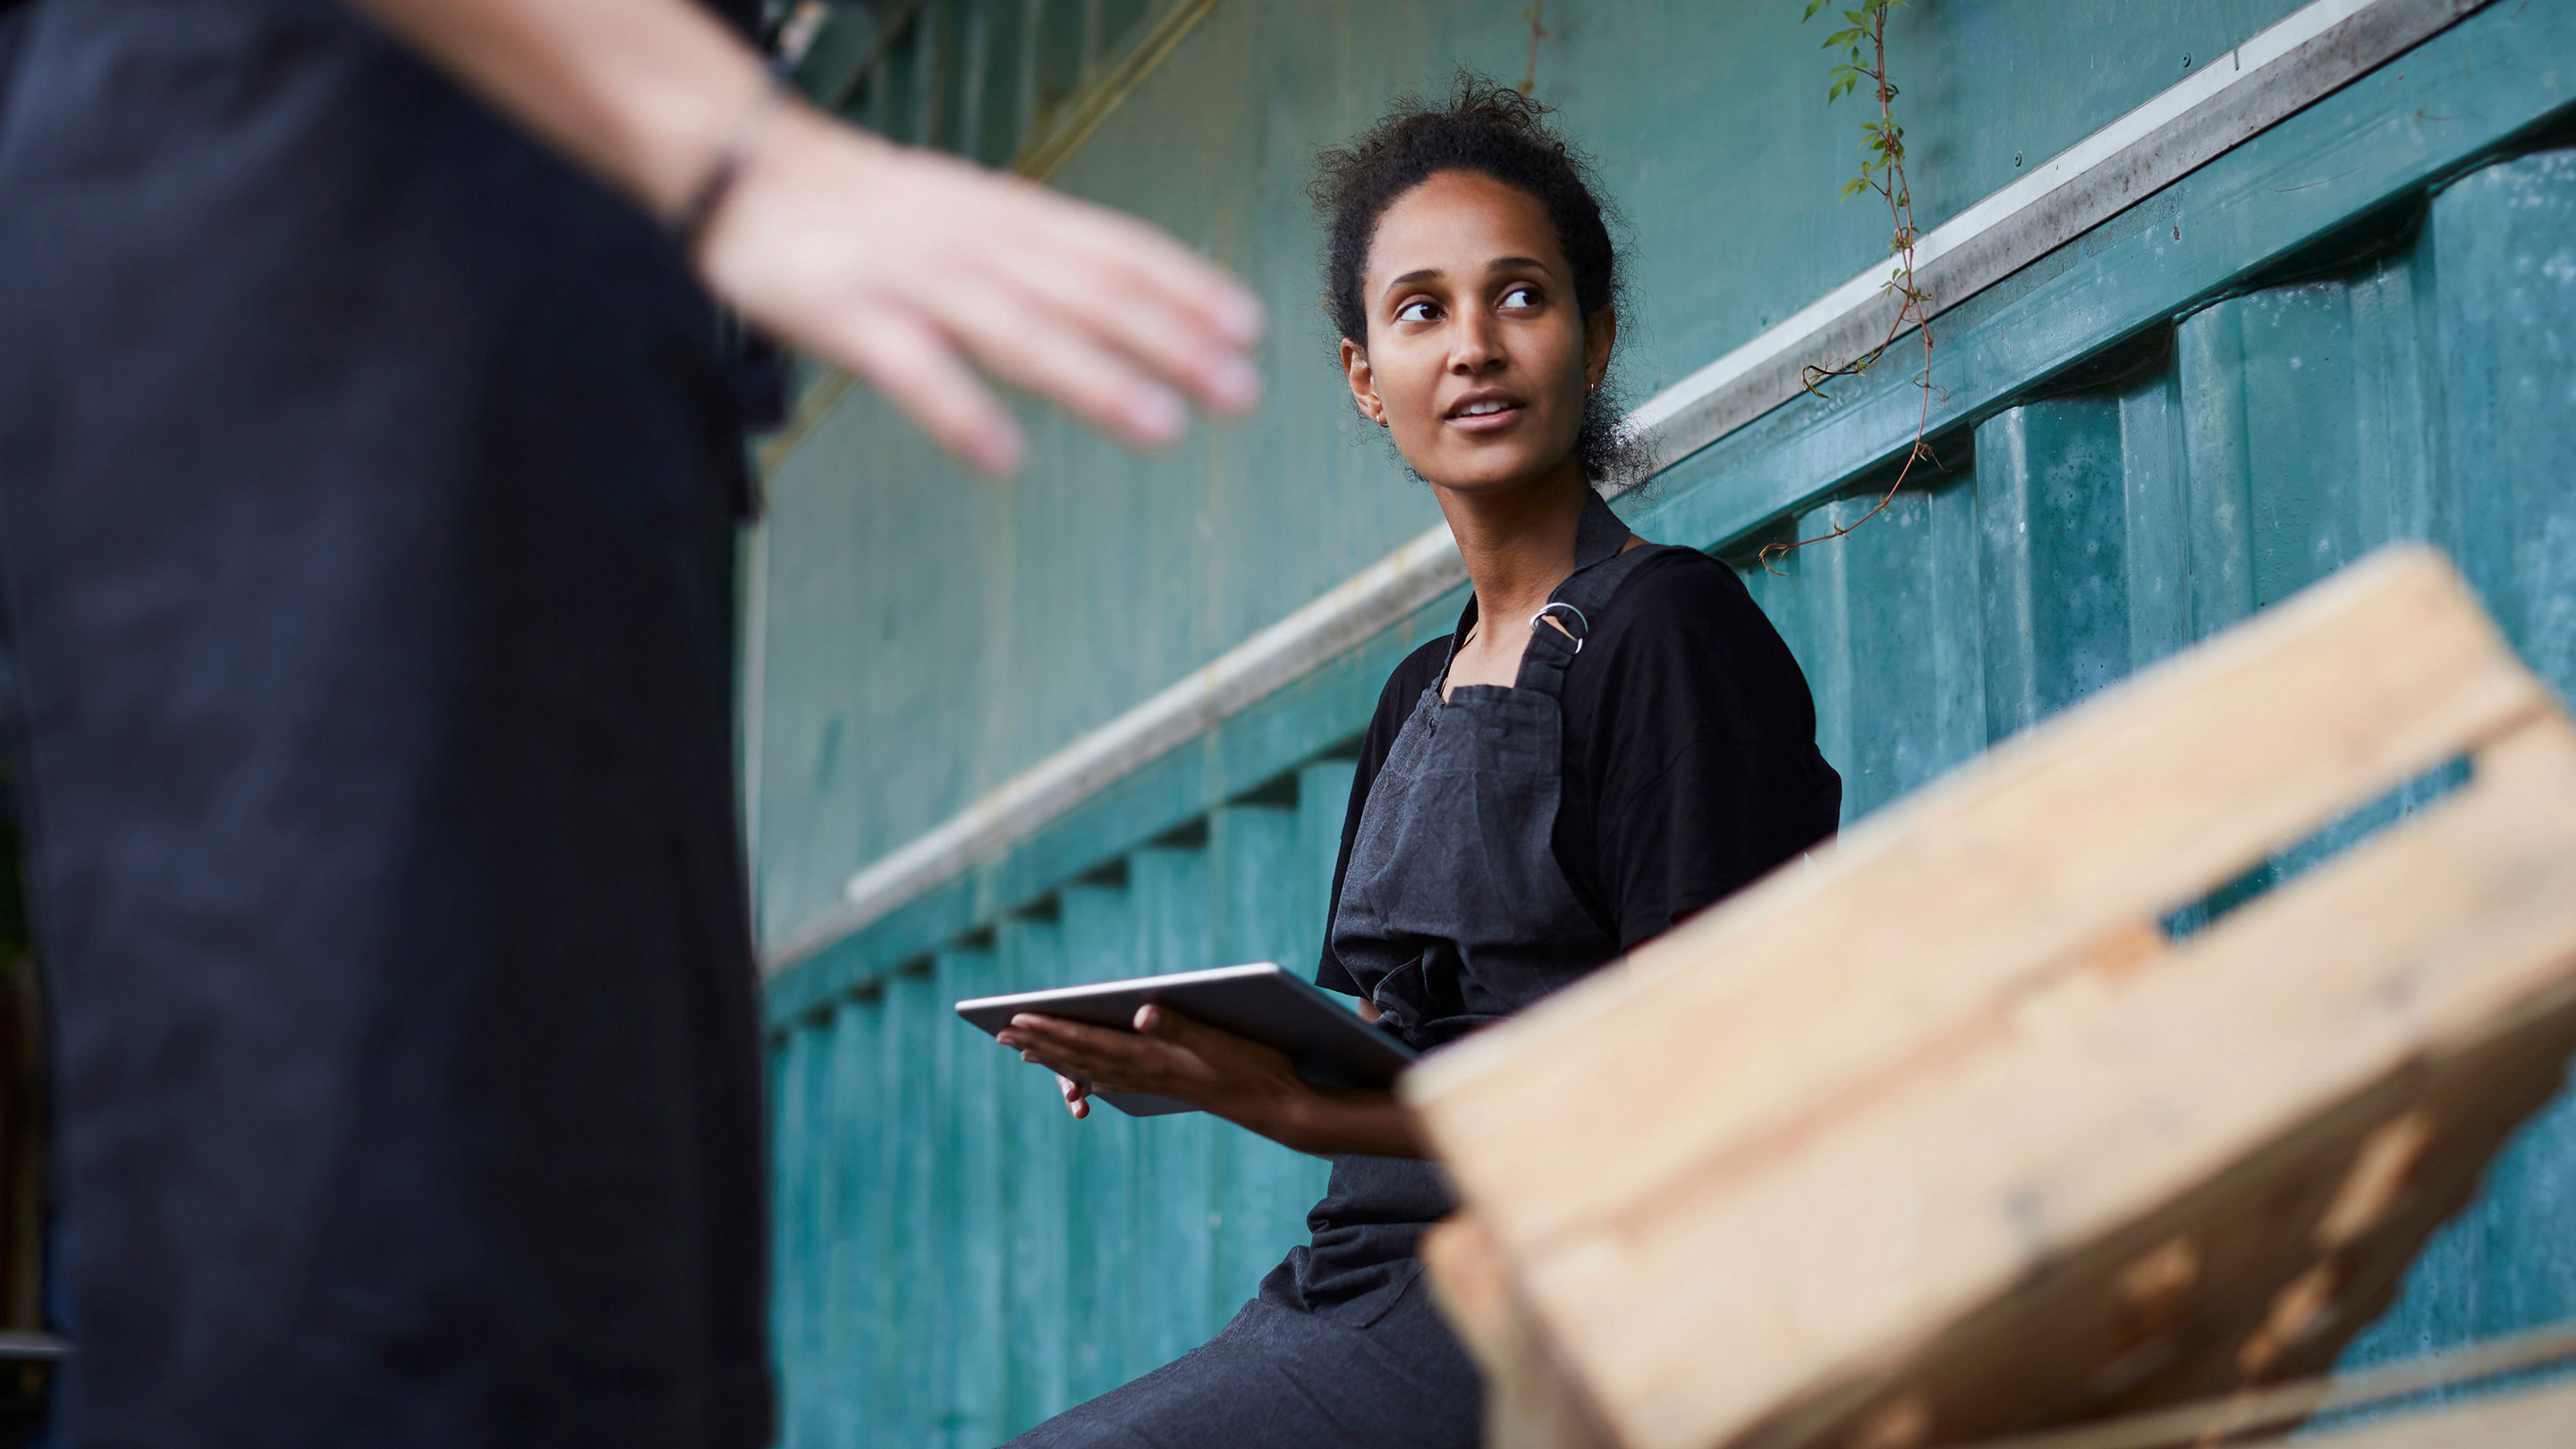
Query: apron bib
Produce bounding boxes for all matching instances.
[1272,493,1684,1320]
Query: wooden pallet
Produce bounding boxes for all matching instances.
[1404,547,2576,1449]
[2289,1379,2576,1449]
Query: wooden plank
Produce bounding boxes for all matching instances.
[1954,1315,2576,1449]
[2251,1379,2576,1449]
[1479,708,2576,1449]
[1411,548,2540,1254]
[1404,552,2576,1449]
[1420,1213,1617,1449]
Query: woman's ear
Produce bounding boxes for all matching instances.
[1585,307,1618,395]
[1340,336,1386,427]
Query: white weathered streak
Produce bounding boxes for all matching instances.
[1625,0,2489,468]
[765,525,1469,970]
[764,0,2490,973]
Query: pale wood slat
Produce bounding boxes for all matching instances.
[2247,1380,2576,1449]
[1408,549,2542,1259]
[1422,1213,1617,1449]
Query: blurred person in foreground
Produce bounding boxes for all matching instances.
[0,0,1264,1444]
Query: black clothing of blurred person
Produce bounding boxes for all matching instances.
[0,0,1264,1442]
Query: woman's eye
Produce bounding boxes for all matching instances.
[1500,284,1542,310]
[1394,299,1437,323]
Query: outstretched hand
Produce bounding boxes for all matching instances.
[697,106,1266,476]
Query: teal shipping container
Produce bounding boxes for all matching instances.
[746,1,2576,1442]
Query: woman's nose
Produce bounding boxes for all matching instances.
[1446,314,1505,372]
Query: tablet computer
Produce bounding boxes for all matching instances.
[954,962,1417,1117]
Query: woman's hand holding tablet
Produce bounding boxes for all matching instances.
[957,963,1428,1159]
[996,1003,1427,1159]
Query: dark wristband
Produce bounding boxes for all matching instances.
[673,74,787,261]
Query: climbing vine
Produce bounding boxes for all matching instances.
[1760,0,1937,570]
[1518,3,1548,97]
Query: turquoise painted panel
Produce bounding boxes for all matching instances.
[758,4,2576,1439]
[1208,795,1337,1312]
[2332,146,2576,1383]
[996,914,1072,1430]
[1125,843,1217,1371]
[769,1023,820,1446]
[935,945,1007,1448]
[1054,877,1142,1406]
[826,997,882,1447]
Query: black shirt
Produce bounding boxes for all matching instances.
[1317,547,1842,994]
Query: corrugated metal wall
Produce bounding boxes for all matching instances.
[1739,147,2576,1376]
[765,138,2576,1445]
[768,766,1350,1445]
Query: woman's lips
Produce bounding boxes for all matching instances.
[1444,399,1527,434]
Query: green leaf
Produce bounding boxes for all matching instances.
[1802,0,1829,19]
[1839,176,1870,199]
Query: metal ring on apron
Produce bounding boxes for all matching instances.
[1530,600,1590,650]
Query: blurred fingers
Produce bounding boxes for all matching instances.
[818,303,1025,475]
[919,282,1191,450]
[982,243,1262,416]
[1017,193,1267,348]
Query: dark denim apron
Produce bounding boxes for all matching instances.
[1277,489,1678,1326]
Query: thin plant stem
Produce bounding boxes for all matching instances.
[1762,0,1936,572]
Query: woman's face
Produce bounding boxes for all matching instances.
[1343,169,1613,496]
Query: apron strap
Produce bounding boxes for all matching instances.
[1434,490,1676,696]
[1512,492,1673,695]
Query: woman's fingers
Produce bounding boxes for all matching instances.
[822,304,1025,475]
[1003,1012,1191,1093]
[1012,190,1266,349]
[917,280,1191,449]
[1133,1002,1221,1049]
[980,241,1262,417]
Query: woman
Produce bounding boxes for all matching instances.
[996,77,1842,1448]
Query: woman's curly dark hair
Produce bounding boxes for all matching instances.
[1307,72,1644,488]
